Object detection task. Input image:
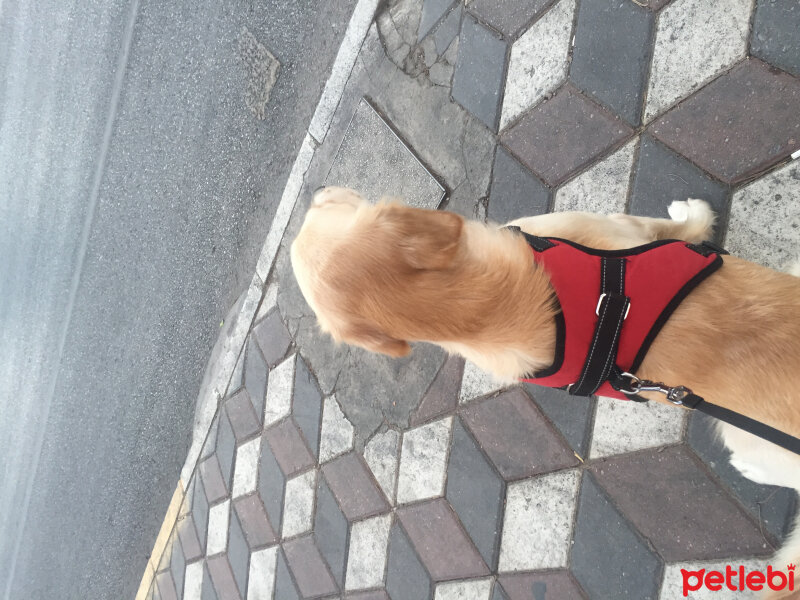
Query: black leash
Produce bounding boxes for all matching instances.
[612,371,800,456]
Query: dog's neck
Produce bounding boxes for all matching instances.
[417,222,558,382]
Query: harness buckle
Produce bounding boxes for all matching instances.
[617,372,692,405]
[596,293,631,319]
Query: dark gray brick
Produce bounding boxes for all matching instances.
[217,410,237,492]
[523,384,595,457]
[571,472,662,600]
[191,477,210,553]
[170,531,186,599]
[418,0,454,41]
[751,0,800,78]
[244,336,268,420]
[467,0,552,38]
[386,523,431,600]
[688,412,798,543]
[225,390,261,443]
[452,15,508,131]
[274,549,301,600]
[569,0,654,125]
[201,563,218,600]
[410,355,463,426]
[228,509,249,599]
[257,436,287,535]
[432,4,461,54]
[313,477,349,588]
[445,419,504,570]
[252,309,292,368]
[629,134,730,242]
[292,355,323,458]
[488,147,550,224]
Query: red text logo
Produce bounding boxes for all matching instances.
[681,564,795,597]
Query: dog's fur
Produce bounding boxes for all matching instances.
[292,186,800,585]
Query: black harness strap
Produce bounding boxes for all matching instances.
[570,257,630,397]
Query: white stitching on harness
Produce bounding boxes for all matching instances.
[575,297,610,392]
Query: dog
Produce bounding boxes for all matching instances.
[291,186,800,588]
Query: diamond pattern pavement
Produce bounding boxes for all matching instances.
[150,0,800,597]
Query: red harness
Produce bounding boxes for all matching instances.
[513,230,725,400]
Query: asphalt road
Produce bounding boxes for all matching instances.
[0,0,356,597]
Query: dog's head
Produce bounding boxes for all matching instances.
[290,186,464,357]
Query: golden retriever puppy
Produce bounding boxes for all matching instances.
[291,186,800,580]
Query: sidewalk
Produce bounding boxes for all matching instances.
[144,0,800,598]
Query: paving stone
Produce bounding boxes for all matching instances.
[200,418,219,463]
[217,410,237,492]
[254,282,279,325]
[725,161,800,270]
[458,361,505,404]
[348,592,391,600]
[363,429,401,504]
[313,478,349,589]
[434,579,492,600]
[589,396,685,458]
[432,4,461,54]
[257,437,286,537]
[232,437,261,499]
[207,500,231,556]
[553,138,637,214]
[445,419,504,570]
[181,561,209,600]
[571,473,661,599]
[158,531,178,574]
[319,395,355,463]
[644,0,751,121]
[396,417,453,504]
[233,495,277,550]
[498,572,587,600]
[397,498,489,580]
[628,134,730,241]
[640,0,673,8]
[466,0,552,38]
[323,452,390,520]
[170,531,186,599]
[386,522,432,600]
[226,390,261,443]
[418,0,454,40]
[345,514,393,591]
[651,58,800,184]
[751,0,800,77]
[503,84,633,186]
[498,470,580,571]
[487,147,551,224]
[283,536,339,598]
[411,355,464,426]
[659,557,769,600]
[247,546,278,600]
[451,15,508,131]
[282,469,317,538]
[156,572,178,600]
[326,99,445,209]
[228,505,250,598]
[273,549,301,600]
[500,0,575,130]
[570,0,653,126]
[207,555,241,600]
[687,412,797,543]
[461,389,578,480]
[200,457,228,505]
[264,354,295,427]
[591,446,771,560]
[264,418,314,476]
[244,337,268,422]
[189,476,210,554]
[252,309,292,368]
[522,384,595,457]
[291,355,323,459]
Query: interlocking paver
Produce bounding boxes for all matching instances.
[397,498,489,580]
[487,147,550,224]
[264,418,314,476]
[432,4,460,54]
[257,436,286,537]
[434,579,492,600]
[227,506,250,598]
[363,429,401,504]
[247,546,278,600]
[571,472,662,599]
[207,555,241,600]
[418,0,455,40]
[410,355,463,426]
[169,534,186,599]
[461,389,577,480]
[189,477,210,555]
[650,58,800,184]
[243,337,267,422]
[217,410,237,493]
[345,514,392,591]
[292,355,324,459]
[282,469,317,538]
[264,354,295,427]
[233,495,277,549]
[313,478,348,588]
[503,84,633,186]
[452,14,508,131]
[500,0,575,130]
[225,390,261,443]
[207,500,230,556]
[751,0,800,77]
[592,446,771,560]
[445,419,504,569]
[252,309,292,368]
[498,572,586,600]
[273,549,301,600]
[466,0,551,38]
[323,452,390,520]
[232,437,261,499]
[522,384,594,457]
[396,417,453,504]
[200,456,228,506]
[156,572,178,600]
[319,395,355,463]
[386,522,432,600]
[628,134,730,240]
[283,536,339,598]
[570,0,653,125]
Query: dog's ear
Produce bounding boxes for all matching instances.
[380,204,464,270]
[347,322,411,357]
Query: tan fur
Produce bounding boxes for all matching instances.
[292,187,800,576]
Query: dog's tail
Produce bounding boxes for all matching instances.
[785,257,800,277]
[667,199,717,243]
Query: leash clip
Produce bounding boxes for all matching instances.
[617,372,691,405]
